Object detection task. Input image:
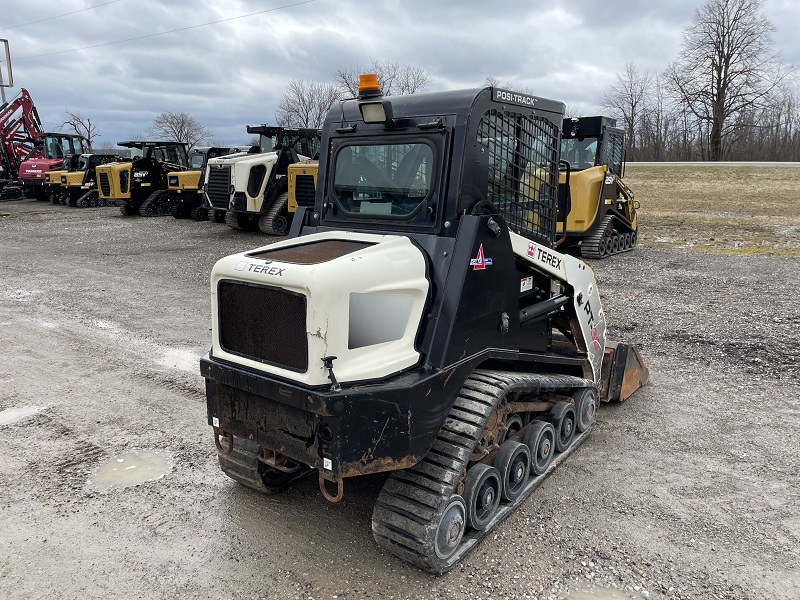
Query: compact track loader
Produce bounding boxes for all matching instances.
[558,116,639,258]
[201,77,649,573]
[45,153,80,204]
[59,153,123,207]
[167,146,242,219]
[202,126,320,234]
[95,141,189,215]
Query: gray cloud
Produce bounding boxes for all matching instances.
[3,0,798,146]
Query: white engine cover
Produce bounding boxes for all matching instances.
[210,231,430,387]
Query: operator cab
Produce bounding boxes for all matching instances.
[560,116,625,176]
[310,74,563,248]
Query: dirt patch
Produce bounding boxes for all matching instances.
[0,199,798,599]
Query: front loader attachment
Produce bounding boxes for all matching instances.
[599,341,650,402]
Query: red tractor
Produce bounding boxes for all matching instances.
[0,88,42,200]
[18,132,86,200]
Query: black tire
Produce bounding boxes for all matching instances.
[119,203,137,216]
[573,388,598,433]
[494,441,530,502]
[523,421,556,476]
[549,401,576,453]
[462,463,501,531]
[213,209,227,223]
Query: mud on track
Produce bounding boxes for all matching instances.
[1,200,798,599]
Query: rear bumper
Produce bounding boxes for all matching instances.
[201,352,453,479]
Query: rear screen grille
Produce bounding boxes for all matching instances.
[99,172,111,196]
[218,281,308,371]
[207,167,231,209]
[295,174,316,207]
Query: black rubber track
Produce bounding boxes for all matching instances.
[371,369,595,573]
[219,435,315,494]
[139,190,171,216]
[580,214,637,259]
[259,192,290,235]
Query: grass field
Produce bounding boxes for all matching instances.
[625,165,800,255]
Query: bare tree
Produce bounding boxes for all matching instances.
[665,0,791,160]
[148,111,212,152]
[275,80,340,128]
[335,61,432,97]
[61,110,100,150]
[602,62,653,161]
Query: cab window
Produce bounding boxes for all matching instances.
[333,143,433,217]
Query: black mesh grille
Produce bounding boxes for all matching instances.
[294,174,316,207]
[218,281,308,371]
[99,172,111,196]
[207,167,231,209]
[479,110,558,246]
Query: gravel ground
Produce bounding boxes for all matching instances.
[1,200,798,600]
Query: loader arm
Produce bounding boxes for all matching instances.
[509,231,648,401]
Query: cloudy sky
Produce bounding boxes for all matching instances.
[3,0,799,148]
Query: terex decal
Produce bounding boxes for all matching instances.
[233,260,285,276]
[470,244,493,270]
[527,241,561,269]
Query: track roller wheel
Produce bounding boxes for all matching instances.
[49,193,60,205]
[463,463,501,531]
[523,421,556,475]
[191,207,209,221]
[432,495,467,561]
[549,401,576,453]
[631,230,637,247]
[494,441,530,502]
[213,209,227,223]
[573,388,598,433]
[502,414,524,443]
[119,202,137,216]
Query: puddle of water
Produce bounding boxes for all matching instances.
[0,405,46,426]
[90,451,172,492]
[158,348,202,373]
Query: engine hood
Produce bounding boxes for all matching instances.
[210,231,430,387]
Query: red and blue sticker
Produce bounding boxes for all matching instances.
[470,244,493,270]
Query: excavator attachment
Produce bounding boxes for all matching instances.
[599,341,650,402]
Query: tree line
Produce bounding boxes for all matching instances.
[601,0,797,162]
[58,0,797,162]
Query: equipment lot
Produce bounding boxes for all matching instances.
[1,166,798,599]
